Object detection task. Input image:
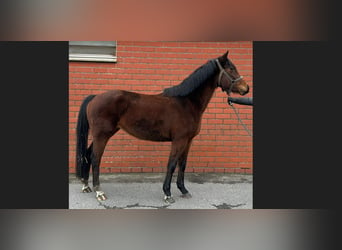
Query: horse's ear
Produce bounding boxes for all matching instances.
[218,51,229,64]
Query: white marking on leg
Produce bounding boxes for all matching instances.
[96,191,105,197]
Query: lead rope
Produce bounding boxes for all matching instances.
[228,100,253,137]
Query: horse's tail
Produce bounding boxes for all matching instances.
[75,94,96,179]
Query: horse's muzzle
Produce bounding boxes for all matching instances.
[240,85,249,95]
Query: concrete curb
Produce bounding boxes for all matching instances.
[69,173,253,184]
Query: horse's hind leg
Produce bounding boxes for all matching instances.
[90,136,110,201]
[91,128,119,201]
[81,143,93,193]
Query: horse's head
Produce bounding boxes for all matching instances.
[215,51,249,96]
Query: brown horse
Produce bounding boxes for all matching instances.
[75,51,249,203]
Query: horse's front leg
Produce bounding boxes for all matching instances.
[163,157,177,204]
[176,141,192,198]
[162,139,189,204]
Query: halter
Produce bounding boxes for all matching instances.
[214,59,243,95]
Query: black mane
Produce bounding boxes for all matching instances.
[162,59,217,97]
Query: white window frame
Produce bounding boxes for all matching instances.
[69,41,117,62]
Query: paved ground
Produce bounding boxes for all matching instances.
[69,173,252,209]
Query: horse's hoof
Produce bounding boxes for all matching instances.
[97,194,107,201]
[96,191,107,201]
[180,193,192,199]
[82,186,92,193]
[164,195,175,204]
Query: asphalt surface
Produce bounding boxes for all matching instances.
[69,173,252,209]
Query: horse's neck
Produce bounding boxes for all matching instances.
[188,79,217,114]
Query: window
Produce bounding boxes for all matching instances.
[69,41,117,62]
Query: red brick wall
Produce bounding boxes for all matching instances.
[69,41,253,174]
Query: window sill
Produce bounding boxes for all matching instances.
[69,53,117,62]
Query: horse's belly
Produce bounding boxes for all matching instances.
[119,118,171,142]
